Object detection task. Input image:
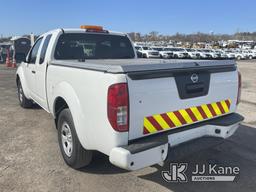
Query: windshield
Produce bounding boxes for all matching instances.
[174,48,184,51]
[204,49,213,53]
[54,33,135,60]
[142,47,150,50]
[152,47,163,51]
[163,48,173,51]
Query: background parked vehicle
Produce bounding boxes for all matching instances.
[151,47,173,58]
[215,50,228,59]
[134,46,160,58]
[185,48,201,59]
[136,50,143,58]
[0,43,11,64]
[133,43,256,61]
[241,50,256,59]
[163,47,188,59]
[202,49,220,59]
[11,37,31,63]
[225,50,236,59]
[234,51,246,60]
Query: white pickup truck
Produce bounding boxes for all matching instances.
[16,26,244,171]
[134,46,160,58]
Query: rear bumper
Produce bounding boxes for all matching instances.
[148,55,160,58]
[109,143,168,171]
[109,113,244,170]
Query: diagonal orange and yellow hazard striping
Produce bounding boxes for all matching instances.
[143,99,231,134]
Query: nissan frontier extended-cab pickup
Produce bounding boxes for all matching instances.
[16,25,244,170]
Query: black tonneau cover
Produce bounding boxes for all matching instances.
[50,59,236,74]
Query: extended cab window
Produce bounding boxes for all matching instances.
[39,34,52,64]
[28,38,43,63]
[54,33,135,60]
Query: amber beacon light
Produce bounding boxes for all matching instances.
[80,25,104,31]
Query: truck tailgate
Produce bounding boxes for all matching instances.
[127,66,238,140]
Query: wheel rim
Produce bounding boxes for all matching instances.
[61,122,73,157]
[19,85,23,103]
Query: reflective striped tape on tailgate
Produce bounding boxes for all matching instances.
[143,99,231,135]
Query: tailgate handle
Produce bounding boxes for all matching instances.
[186,83,204,94]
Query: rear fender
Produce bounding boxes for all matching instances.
[52,82,89,149]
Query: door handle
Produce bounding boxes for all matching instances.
[32,70,36,74]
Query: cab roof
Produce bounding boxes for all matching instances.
[47,28,126,36]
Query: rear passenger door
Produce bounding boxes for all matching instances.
[33,34,52,111]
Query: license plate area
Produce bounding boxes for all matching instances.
[174,72,210,99]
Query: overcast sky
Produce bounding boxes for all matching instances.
[0,0,255,37]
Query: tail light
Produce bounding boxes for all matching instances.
[107,83,129,132]
[237,71,242,105]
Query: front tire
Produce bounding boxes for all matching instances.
[57,108,92,169]
[17,80,33,108]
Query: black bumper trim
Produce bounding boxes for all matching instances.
[125,113,244,154]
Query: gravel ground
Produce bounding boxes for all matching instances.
[0,60,255,192]
[237,60,256,125]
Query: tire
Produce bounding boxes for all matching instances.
[249,55,253,60]
[143,54,147,58]
[57,108,92,169]
[237,56,241,60]
[17,80,33,108]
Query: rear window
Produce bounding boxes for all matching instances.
[54,33,135,60]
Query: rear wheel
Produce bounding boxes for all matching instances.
[237,56,241,60]
[17,80,33,108]
[57,108,92,169]
[249,55,253,60]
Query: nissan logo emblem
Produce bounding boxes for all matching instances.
[191,73,199,83]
